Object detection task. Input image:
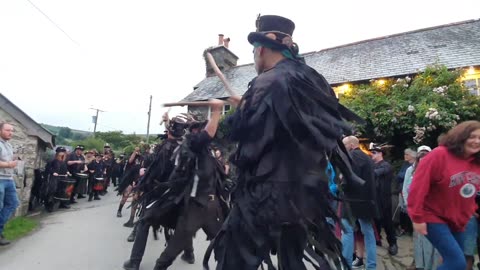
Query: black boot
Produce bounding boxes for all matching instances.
[127,229,136,242]
[59,202,70,209]
[117,203,124,218]
[153,259,172,270]
[88,193,93,202]
[45,202,54,212]
[77,194,86,199]
[181,250,195,264]
[127,223,138,242]
[0,234,10,246]
[388,244,398,256]
[123,219,134,228]
[122,259,140,270]
[94,194,101,200]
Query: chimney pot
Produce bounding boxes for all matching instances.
[218,34,224,46]
[224,38,230,48]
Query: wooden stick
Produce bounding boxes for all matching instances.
[162,101,227,108]
[205,51,237,97]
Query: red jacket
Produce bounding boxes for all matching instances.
[408,146,480,232]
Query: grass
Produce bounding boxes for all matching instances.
[3,217,38,240]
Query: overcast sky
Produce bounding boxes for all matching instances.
[1,0,479,134]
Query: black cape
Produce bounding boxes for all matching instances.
[206,59,360,270]
[140,134,231,231]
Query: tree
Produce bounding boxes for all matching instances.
[71,137,106,152]
[341,64,480,153]
[58,127,72,138]
[95,131,130,149]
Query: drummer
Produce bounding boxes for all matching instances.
[66,145,87,204]
[87,153,105,201]
[102,149,114,195]
[45,147,70,210]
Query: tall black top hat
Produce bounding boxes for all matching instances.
[248,15,296,51]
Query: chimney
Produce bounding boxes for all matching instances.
[218,34,224,46]
[223,37,230,48]
[205,35,239,77]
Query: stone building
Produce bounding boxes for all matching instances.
[0,93,55,215]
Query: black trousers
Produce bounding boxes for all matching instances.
[155,199,224,268]
[130,220,153,263]
[375,202,397,246]
[129,218,196,264]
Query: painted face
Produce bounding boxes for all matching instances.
[0,124,14,140]
[253,46,264,74]
[464,128,480,157]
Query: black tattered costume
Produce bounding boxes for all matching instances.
[144,127,230,270]
[204,15,364,270]
[123,116,231,270]
[123,136,180,268]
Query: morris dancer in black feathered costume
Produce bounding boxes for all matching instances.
[137,100,231,270]
[123,114,195,270]
[204,15,366,270]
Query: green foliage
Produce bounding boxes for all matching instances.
[71,137,106,152]
[123,145,136,155]
[216,109,235,140]
[3,217,38,240]
[94,131,133,149]
[71,132,89,141]
[341,64,480,151]
[58,127,72,138]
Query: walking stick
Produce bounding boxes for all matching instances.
[162,48,240,108]
[204,50,237,97]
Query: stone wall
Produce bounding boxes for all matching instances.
[0,109,47,216]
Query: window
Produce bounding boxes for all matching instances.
[463,79,479,96]
[207,104,232,119]
[223,104,231,115]
[462,67,480,96]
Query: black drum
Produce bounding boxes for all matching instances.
[54,177,76,201]
[75,173,89,194]
[93,177,105,191]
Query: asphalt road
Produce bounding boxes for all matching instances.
[0,192,215,270]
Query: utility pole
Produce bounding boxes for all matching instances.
[89,107,105,136]
[146,95,152,144]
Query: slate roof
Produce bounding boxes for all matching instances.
[0,93,55,148]
[182,19,480,102]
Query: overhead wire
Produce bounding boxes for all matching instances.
[25,0,79,45]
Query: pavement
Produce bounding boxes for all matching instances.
[0,191,452,270]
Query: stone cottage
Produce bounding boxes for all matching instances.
[182,19,480,117]
[0,93,55,215]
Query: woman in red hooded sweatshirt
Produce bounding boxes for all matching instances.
[408,120,480,270]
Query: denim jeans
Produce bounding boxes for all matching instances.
[0,179,19,235]
[425,223,466,270]
[341,218,377,270]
